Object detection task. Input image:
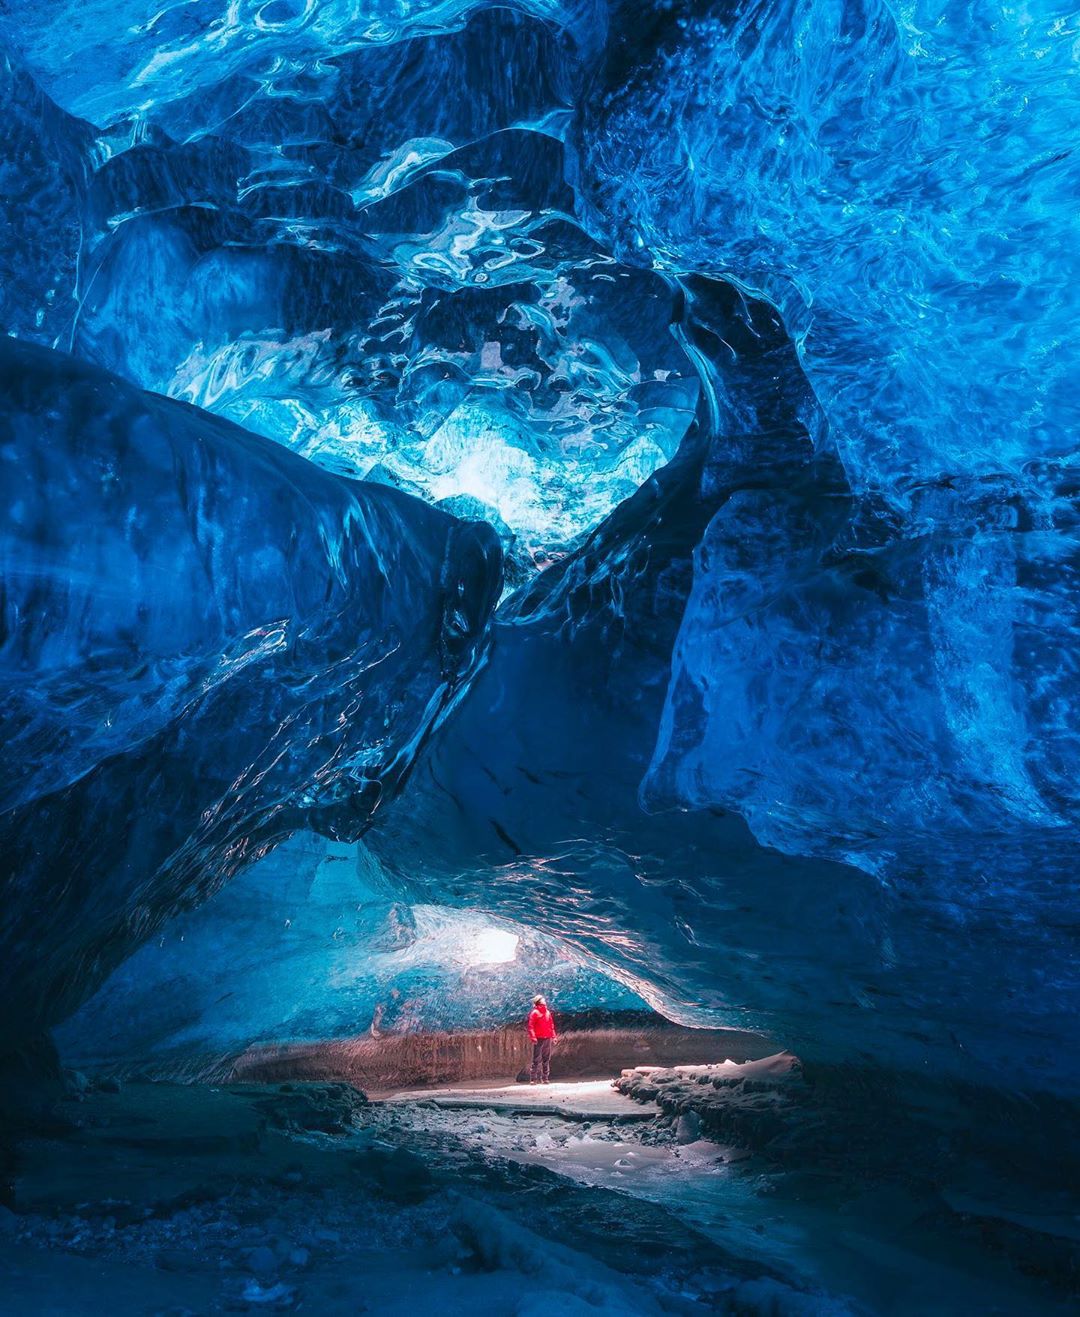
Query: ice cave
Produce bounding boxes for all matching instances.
[0,2,1077,1313]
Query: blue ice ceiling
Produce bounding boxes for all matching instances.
[1,2,1078,1091]
[58,834,645,1070]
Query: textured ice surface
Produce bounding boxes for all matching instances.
[0,1,597,129]
[0,51,92,343]
[0,339,500,1045]
[58,832,644,1067]
[577,1,1079,497]
[0,1,1077,1116]
[366,277,1080,1092]
[2,7,692,571]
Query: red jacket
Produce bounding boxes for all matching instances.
[527,1004,557,1041]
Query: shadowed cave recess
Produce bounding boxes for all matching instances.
[1,2,1078,1313]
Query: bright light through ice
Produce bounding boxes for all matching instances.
[470,928,519,965]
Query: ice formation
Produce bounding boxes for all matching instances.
[0,0,1077,1118]
[0,339,500,1044]
[57,834,645,1068]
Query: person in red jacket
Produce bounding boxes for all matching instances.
[527,994,557,1084]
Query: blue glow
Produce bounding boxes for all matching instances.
[578,1,1079,497]
[0,1,1076,1114]
[57,834,644,1069]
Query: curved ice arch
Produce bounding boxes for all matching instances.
[56,833,645,1069]
[366,277,1080,1095]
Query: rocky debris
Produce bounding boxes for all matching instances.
[674,1111,701,1144]
[3,1139,456,1313]
[361,1098,764,1295]
[350,1145,436,1205]
[3,1077,1071,1313]
[1,1079,752,1314]
[235,1082,370,1136]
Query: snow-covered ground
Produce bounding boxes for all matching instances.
[0,1078,787,1315]
[381,1078,658,1119]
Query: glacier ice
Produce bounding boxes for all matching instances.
[0,0,1076,1127]
[57,832,645,1069]
[576,0,1079,498]
[365,275,1080,1092]
[0,338,500,1047]
[0,1,593,132]
[0,50,92,344]
[72,125,698,577]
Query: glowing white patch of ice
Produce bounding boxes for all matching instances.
[469,927,519,965]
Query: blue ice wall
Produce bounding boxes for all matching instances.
[577,1,1079,497]
[0,3,1077,1092]
[0,51,92,343]
[366,277,1080,1092]
[0,340,500,1045]
[1,6,694,576]
[58,833,644,1068]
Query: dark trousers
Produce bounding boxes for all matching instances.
[530,1038,553,1082]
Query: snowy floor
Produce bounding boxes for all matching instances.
[381,1078,658,1119]
[0,1079,765,1315]
[371,1090,743,1237]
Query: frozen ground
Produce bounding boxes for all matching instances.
[0,1078,812,1315]
[380,1078,658,1120]
[1,1075,1073,1315]
[369,1077,1077,1317]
